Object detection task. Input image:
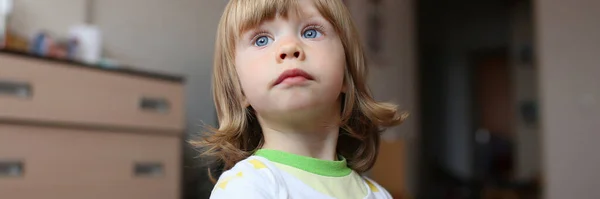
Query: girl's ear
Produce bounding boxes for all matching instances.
[341,73,349,93]
[240,91,251,107]
[241,98,250,107]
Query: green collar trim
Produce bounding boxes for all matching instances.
[254,149,352,177]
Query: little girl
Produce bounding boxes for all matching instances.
[198,0,407,198]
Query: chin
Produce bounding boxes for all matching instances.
[277,98,319,111]
[252,90,341,115]
[281,97,341,114]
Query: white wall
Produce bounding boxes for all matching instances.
[9,0,86,37]
[536,0,600,198]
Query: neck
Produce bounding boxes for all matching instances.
[257,104,341,161]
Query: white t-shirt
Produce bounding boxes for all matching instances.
[210,156,392,199]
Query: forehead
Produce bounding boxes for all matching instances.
[228,0,323,35]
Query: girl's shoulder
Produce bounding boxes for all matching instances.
[210,156,286,198]
[219,156,280,183]
[362,176,394,199]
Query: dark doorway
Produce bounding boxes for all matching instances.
[416,0,540,198]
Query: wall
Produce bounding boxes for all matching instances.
[509,1,541,181]
[346,0,418,195]
[536,0,600,198]
[9,0,86,37]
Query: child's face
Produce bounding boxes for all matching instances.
[235,0,346,117]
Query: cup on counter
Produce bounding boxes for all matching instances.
[69,24,102,65]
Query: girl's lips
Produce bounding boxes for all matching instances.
[274,68,314,86]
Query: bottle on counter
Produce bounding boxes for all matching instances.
[0,0,13,49]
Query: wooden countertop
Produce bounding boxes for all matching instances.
[0,49,185,83]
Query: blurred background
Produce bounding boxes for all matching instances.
[0,0,598,199]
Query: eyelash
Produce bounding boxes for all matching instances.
[302,24,326,36]
[249,24,326,45]
[250,30,271,45]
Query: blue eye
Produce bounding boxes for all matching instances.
[254,36,271,46]
[302,29,321,38]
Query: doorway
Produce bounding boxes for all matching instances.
[416,0,541,198]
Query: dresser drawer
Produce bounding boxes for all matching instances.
[0,54,184,133]
[0,124,181,199]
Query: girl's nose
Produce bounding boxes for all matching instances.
[276,42,305,63]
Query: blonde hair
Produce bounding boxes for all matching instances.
[194,0,408,176]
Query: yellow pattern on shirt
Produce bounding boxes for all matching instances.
[216,171,244,189]
[272,162,368,199]
[365,179,380,192]
[249,159,267,169]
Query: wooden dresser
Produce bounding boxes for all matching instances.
[0,51,185,199]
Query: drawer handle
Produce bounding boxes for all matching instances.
[134,162,163,177]
[139,97,170,114]
[0,161,24,177]
[0,80,32,98]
